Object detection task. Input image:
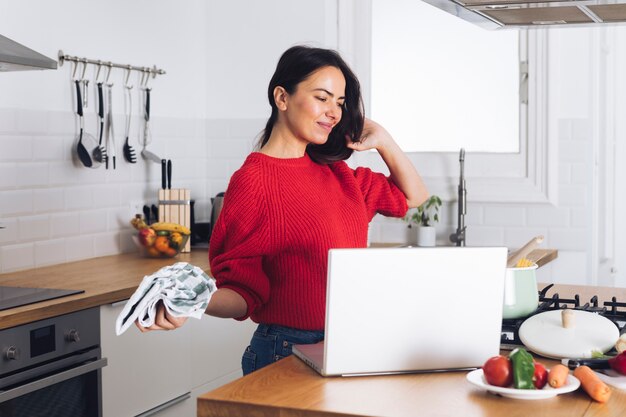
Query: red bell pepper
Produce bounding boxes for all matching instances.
[608,351,626,375]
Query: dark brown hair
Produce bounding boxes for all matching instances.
[257,45,364,164]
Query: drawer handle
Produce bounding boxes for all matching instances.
[0,358,108,403]
[135,392,191,417]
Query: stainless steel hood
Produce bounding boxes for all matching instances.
[0,34,57,71]
[422,0,626,29]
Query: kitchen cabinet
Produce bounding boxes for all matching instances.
[101,302,255,417]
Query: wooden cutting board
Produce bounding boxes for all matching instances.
[519,310,619,359]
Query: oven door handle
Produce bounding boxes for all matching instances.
[0,358,108,404]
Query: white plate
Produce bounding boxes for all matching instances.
[466,369,580,400]
[595,369,626,390]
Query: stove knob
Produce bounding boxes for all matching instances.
[66,329,80,343]
[5,346,17,360]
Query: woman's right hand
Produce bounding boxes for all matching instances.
[135,301,188,332]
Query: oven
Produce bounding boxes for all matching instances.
[0,307,106,417]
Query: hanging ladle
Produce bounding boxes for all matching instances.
[73,61,102,169]
[75,80,92,167]
[73,62,92,167]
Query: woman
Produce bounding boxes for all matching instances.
[138,45,428,375]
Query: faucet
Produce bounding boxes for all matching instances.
[449,148,466,247]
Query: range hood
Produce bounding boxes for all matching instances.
[0,34,57,71]
[422,0,626,29]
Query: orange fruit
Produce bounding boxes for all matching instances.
[146,246,161,257]
[154,236,170,253]
[164,247,178,257]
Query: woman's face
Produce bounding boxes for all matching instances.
[281,66,346,146]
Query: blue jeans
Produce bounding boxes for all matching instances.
[242,323,325,375]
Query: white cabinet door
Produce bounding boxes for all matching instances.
[100,303,192,417]
[100,303,255,417]
[187,315,255,388]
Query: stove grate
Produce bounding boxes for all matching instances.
[500,284,623,350]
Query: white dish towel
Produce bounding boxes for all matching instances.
[115,262,217,335]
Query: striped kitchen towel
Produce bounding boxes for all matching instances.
[115,262,217,335]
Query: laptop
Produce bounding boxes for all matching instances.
[293,246,507,376]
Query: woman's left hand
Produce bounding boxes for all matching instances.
[346,118,392,152]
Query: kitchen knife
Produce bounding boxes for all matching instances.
[167,159,172,189]
[143,205,151,225]
[151,205,159,223]
[161,159,167,189]
[562,358,611,370]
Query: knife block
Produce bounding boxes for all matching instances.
[158,188,191,252]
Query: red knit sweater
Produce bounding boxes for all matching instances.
[209,152,408,330]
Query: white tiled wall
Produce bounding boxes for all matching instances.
[0,107,262,273]
[370,118,594,286]
[0,109,597,286]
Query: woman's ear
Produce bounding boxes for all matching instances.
[273,86,288,111]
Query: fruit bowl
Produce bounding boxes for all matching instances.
[130,218,191,258]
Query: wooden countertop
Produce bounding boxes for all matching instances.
[0,246,556,331]
[197,284,626,417]
[0,250,210,330]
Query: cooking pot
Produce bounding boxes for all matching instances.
[208,192,225,240]
[502,264,538,319]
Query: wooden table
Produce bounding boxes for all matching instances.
[198,284,626,417]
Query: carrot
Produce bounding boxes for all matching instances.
[573,365,611,403]
[548,364,569,388]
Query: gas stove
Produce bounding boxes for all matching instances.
[501,284,626,351]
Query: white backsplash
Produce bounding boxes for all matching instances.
[0,107,262,273]
[0,111,595,287]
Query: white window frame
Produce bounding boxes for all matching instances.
[337,0,557,204]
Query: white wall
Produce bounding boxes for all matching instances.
[0,0,336,272]
[0,1,617,289]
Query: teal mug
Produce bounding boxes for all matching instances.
[502,264,539,319]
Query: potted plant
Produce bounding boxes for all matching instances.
[402,195,442,247]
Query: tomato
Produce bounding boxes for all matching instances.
[533,362,548,389]
[482,356,513,387]
[609,351,626,375]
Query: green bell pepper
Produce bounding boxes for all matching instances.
[509,347,535,390]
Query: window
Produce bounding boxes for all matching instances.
[338,0,554,204]
[371,0,521,153]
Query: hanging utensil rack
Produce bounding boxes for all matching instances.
[57,50,166,78]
